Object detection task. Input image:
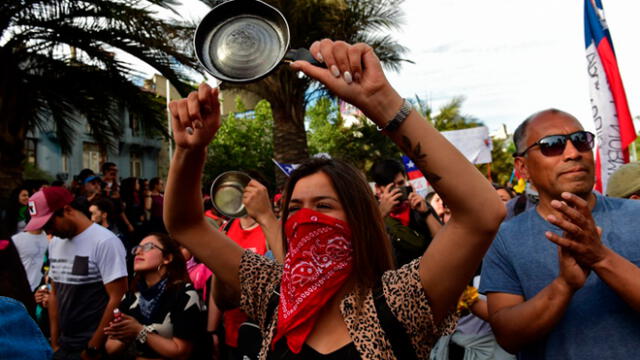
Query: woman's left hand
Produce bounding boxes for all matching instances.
[104,314,143,342]
[290,39,403,126]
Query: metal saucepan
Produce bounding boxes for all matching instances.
[210,171,252,218]
[194,0,321,83]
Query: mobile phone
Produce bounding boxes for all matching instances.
[394,185,413,202]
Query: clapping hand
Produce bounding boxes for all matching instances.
[545,192,607,268]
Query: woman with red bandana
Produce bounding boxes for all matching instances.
[164,40,506,359]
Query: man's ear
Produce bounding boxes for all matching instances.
[374,184,383,197]
[514,157,530,181]
[63,204,74,216]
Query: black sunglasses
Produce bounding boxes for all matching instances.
[513,131,595,157]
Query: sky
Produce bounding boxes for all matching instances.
[159,0,640,137]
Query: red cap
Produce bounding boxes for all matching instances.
[24,187,74,231]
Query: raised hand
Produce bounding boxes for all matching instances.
[289,39,403,126]
[408,192,428,213]
[168,83,221,151]
[243,180,275,224]
[544,192,607,268]
[378,183,402,218]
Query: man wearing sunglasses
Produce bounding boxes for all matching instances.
[25,187,128,360]
[480,109,640,359]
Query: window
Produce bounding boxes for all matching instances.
[61,155,69,173]
[82,142,103,173]
[130,152,142,177]
[130,112,140,137]
[24,138,37,165]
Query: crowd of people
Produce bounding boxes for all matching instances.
[1,39,640,360]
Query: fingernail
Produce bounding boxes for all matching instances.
[343,71,353,84]
[186,127,194,135]
[316,52,324,63]
[331,65,340,78]
[354,72,361,82]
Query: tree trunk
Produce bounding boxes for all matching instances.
[271,100,308,188]
[232,67,311,189]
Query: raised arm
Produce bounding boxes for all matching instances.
[164,85,245,292]
[291,39,505,324]
[243,179,284,263]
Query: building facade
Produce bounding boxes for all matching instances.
[26,104,163,183]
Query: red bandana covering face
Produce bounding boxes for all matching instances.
[272,208,353,353]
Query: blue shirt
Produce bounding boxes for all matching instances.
[480,194,640,360]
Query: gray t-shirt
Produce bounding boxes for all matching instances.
[480,193,640,360]
[49,224,127,350]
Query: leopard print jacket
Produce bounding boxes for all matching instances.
[239,250,457,360]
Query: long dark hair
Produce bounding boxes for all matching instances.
[131,233,191,292]
[6,187,30,236]
[280,158,395,291]
[120,177,139,206]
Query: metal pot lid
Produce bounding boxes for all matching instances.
[210,171,252,218]
[194,0,290,83]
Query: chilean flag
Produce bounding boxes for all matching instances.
[402,155,429,197]
[584,0,637,192]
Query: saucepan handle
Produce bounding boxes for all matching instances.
[284,48,326,68]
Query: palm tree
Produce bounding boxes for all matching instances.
[201,0,410,185]
[0,0,199,200]
[412,95,483,131]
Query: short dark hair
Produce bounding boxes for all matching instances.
[149,177,161,191]
[101,162,117,174]
[513,108,574,154]
[370,159,406,186]
[492,183,515,199]
[90,198,115,223]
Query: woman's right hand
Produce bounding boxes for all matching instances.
[243,180,274,225]
[168,83,221,151]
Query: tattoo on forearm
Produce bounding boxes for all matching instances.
[401,136,442,184]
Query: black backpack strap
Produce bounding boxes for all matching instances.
[222,218,235,233]
[264,285,280,329]
[514,194,527,216]
[373,285,419,360]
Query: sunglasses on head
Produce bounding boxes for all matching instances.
[131,242,164,255]
[513,131,595,157]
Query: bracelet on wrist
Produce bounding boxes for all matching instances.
[377,98,412,133]
[136,325,156,344]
